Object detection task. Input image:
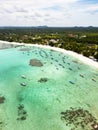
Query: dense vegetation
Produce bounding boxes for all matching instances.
[0,27,98,60]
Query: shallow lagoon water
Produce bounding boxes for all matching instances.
[0,45,98,130]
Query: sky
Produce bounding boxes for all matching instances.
[0,0,98,27]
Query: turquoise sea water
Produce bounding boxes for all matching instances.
[0,45,98,130]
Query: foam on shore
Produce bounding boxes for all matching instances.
[0,40,98,68]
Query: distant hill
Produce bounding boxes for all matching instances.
[37,26,48,28]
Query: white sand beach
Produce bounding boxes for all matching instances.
[0,40,98,68]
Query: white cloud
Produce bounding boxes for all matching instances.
[0,0,98,26]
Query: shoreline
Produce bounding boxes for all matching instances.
[0,40,98,69]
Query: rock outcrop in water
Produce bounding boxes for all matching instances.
[61,107,98,130]
[17,104,27,121]
[0,96,5,104]
[29,59,43,67]
[38,78,48,83]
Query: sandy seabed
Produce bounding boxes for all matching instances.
[0,40,98,130]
